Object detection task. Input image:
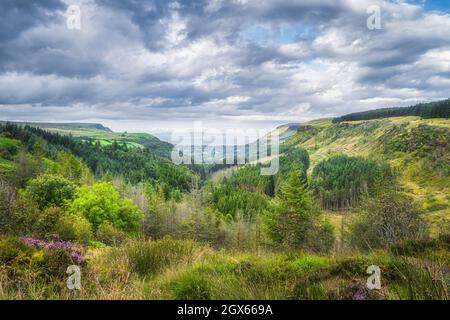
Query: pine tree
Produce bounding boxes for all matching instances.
[264,166,321,249]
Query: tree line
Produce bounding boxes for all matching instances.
[333,99,450,123]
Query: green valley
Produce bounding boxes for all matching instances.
[0,100,449,300]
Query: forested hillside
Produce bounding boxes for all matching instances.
[0,110,449,300]
[0,121,173,158]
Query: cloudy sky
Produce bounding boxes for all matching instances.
[0,0,449,140]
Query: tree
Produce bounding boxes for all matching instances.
[69,182,142,233]
[22,174,76,209]
[264,167,334,251]
[310,155,395,210]
[54,151,93,184]
[13,149,44,186]
[349,191,428,250]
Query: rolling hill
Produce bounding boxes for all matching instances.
[277,118,449,235]
[0,121,173,158]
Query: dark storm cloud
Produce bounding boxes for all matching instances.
[0,0,64,41]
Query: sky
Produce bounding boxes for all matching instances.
[0,0,449,141]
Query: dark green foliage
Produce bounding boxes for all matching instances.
[22,174,76,210]
[388,235,450,257]
[310,155,395,210]
[206,165,271,219]
[333,99,450,123]
[206,147,310,219]
[0,123,197,196]
[34,207,66,240]
[264,167,334,251]
[277,147,309,185]
[0,178,43,237]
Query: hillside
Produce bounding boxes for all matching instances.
[0,121,172,158]
[280,116,450,234]
[0,105,449,301]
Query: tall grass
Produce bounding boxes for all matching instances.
[1,237,448,300]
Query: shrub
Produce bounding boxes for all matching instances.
[55,214,93,245]
[171,274,212,300]
[33,207,65,239]
[349,191,428,250]
[389,235,450,256]
[120,238,200,278]
[22,238,86,278]
[22,174,76,209]
[0,237,35,267]
[96,222,127,246]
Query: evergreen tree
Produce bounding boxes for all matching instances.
[264,166,333,251]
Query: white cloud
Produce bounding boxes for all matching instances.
[0,0,449,134]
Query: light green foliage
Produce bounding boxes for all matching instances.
[171,273,212,300]
[0,137,21,160]
[22,174,76,210]
[54,151,93,183]
[69,182,142,233]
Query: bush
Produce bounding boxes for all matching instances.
[55,214,93,244]
[0,236,84,280]
[96,222,127,246]
[69,182,142,233]
[22,238,86,278]
[389,235,450,256]
[0,237,35,267]
[39,248,77,278]
[33,207,65,239]
[171,274,212,300]
[22,174,76,209]
[120,238,200,278]
[349,191,428,250]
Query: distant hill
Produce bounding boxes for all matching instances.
[333,99,450,123]
[0,121,173,158]
[0,121,113,132]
